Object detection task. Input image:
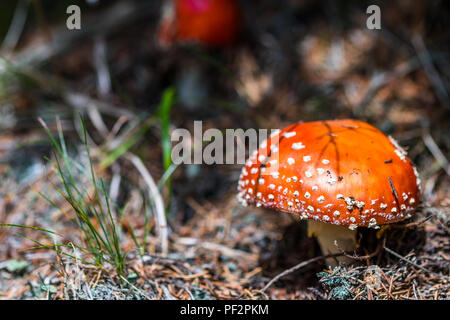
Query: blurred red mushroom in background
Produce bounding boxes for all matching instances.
[158,0,242,48]
[237,119,421,265]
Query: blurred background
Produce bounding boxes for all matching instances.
[0,0,448,300]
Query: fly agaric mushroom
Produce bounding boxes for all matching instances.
[237,119,421,265]
[158,0,242,48]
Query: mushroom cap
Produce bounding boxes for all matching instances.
[158,0,242,48]
[237,119,421,229]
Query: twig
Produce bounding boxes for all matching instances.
[412,35,449,110]
[87,107,110,138]
[109,163,121,205]
[125,153,168,256]
[93,36,112,97]
[83,283,93,300]
[120,275,151,300]
[0,57,136,120]
[1,0,30,51]
[383,245,447,279]
[88,35,113,137]
[388,177,400,205]
[161,285,177,300]
[390,215,432,229]
[64,91,136,120]
[260,253,343,293]
[141,253,186,265]
[176,237,258,262]
[7,1,160,69]
[355,58,420,115]
[333,239,383,261]
[422,131,450,176]
[104,116,129,145]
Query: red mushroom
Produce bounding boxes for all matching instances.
[158,0,242,48]
[237,119,421,265]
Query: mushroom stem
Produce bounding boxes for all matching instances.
[307,220,357,266]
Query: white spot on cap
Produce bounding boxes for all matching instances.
[305,171,313,178]
[409,198,416,205]
[292,142,305,150]
[322,159,330,165]
[258,178,265,185]
[304,192,311,199]
[303,156,311,162]
[283,132,296,138]
[271,172,279,178]
[293,191,299,197]
[413,167,421,190]
[323,215,330,221]
[287,157,295,165]
[307,205,314,213]
[394,149,406,162]
[258,155,266,162]
[344,197,356,210]
[312,185,318,191]
[355,201,365,210]
[337,194,344,199]
[380,203,387,210]
[333,211,340,217]
[327,176,338,185]
[237,192,248,207]
[268,194,274,200]
[269,184,275,189]
[317,195,325,203]
[317,168,325,175]
[389,135,407,162]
